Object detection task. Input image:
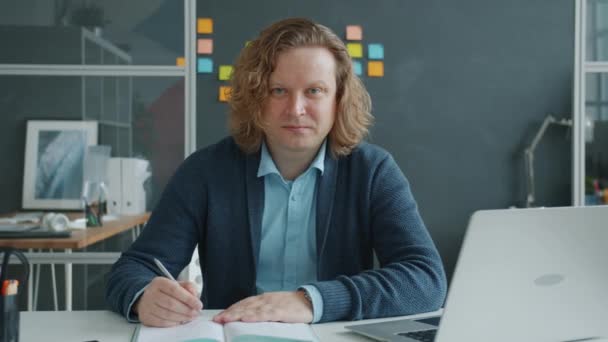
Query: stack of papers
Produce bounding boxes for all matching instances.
[0,212,43,225]
[0,212,43,233]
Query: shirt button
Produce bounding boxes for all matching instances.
[291,195,296,201]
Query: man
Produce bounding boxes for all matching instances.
[106,17,447,327]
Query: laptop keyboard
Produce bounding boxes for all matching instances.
[397,329,437,342]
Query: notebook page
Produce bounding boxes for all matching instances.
[136,317,224,342]
[224,322,318,342]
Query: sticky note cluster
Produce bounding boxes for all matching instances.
[195,17,233,102]
[196,17,214,74]
[344,24,385,78]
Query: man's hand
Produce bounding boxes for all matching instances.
[133,277,203,327]
[212,291,313,324]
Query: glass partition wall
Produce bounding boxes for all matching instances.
[0,0,198,311]
[574,0,608,206]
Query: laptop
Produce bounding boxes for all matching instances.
[347,206,608,342]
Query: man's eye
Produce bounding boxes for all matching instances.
[271,88,286,95]
[308,87,323,95]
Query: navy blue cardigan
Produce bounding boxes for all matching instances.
[106,137,447,322]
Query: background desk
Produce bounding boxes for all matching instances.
[21,310,441,342]
[0,213,150,311]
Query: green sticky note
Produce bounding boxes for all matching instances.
[347,43,363,58]
[219,65,234,80]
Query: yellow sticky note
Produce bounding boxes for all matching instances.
[346,25,362,40]
[197,18,213,34]
[197,39,213,54]
[368,61,384,77]
[176,57,185,67]
[219,86,232,102]
[347,43,363,58]
[219,65,233,81]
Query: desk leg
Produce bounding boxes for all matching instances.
[33,253,41,309]
[65,248,72,311]
[50,248,58,311]
[27,248,33,311]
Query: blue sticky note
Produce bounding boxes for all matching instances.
[368,44,384,60]
[197,58,213,73]
[353,61,363,76]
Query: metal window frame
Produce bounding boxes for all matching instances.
[0,0,197,158]
[574,0,585,206]
[574,0,608,205]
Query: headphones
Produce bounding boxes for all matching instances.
[41,213,70,232]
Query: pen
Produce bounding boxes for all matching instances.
[153,258,176,281]
[154,257,205,300]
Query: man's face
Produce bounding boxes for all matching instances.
[262,46,337,156]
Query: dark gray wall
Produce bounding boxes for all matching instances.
[0,0,575,310]
[195,0,574,281]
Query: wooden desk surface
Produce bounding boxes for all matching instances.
[0,212,150,249]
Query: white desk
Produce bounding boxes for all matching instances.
[20,310,441,342]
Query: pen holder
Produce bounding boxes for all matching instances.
[0,293,18,342]
[0,248,29,342]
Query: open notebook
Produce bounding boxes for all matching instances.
[133,316,319,342]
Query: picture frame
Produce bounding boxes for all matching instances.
[22,120,98,210]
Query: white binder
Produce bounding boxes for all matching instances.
[107,158,150,215]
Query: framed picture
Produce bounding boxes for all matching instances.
[22,120,98,210]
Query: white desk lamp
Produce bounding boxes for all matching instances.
[524,115,574,208]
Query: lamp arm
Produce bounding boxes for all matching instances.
[523,115,572,208]
[527,115,556,155]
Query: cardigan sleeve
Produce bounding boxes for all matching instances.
[311,154,447,322]
[105,156,206,320]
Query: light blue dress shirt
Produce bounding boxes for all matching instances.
[256,141,325,323]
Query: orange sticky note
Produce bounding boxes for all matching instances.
[346,25,363,40]
[347,43,363,58]
[219,86,232,102]
[197,39,213,54]
[197,18,213,34]
[176,57,185,66]
[368,61,384,77]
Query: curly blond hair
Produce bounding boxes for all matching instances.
[228,17,373,157]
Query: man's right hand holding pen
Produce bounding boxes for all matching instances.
[132,258,203,327]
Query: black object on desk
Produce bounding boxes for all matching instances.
[0,226,71,239]
[0,247,30,342]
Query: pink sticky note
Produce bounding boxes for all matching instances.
[198,39,213,54]
[346,25,363,41]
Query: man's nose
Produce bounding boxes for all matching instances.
[287,93,306,116]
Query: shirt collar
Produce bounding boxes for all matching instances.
[257,140,326,178]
